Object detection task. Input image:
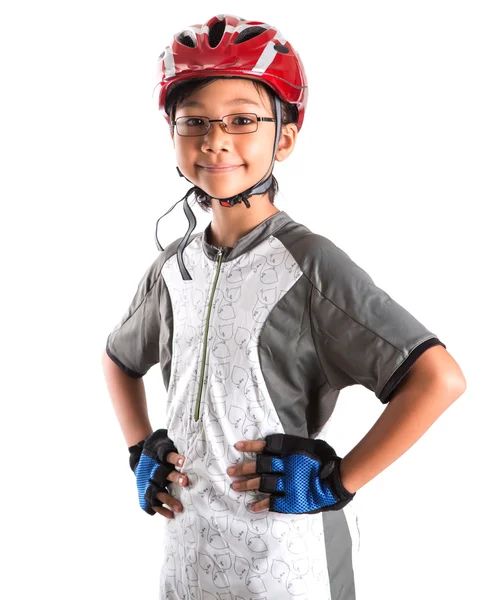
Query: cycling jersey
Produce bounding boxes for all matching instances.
[106,209,445,599]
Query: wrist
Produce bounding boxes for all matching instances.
[339,459,358,495]
[128,439,146,472]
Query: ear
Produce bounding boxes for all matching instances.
[275,123,298,162]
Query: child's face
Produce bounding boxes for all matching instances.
[171,78,296,201]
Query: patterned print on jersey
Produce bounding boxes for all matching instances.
[106,210,445,599]
[160,233,334,598]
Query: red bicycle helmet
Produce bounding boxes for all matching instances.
[155,13,308,131]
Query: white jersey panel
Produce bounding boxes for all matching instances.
[160,233,334,599]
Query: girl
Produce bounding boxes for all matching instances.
[102,13,466,600]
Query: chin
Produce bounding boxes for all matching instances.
[197,180,252,200]
[202,189,242,201]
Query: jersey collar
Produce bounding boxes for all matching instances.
[201,210,293,262]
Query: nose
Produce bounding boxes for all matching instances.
[201,120,232,152]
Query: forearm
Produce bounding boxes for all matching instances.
[101,350,153,447]
[339,374,465,494]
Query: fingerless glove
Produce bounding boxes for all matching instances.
[128,429,178,515]
[256,433,356,514]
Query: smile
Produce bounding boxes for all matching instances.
[198,165,243,173]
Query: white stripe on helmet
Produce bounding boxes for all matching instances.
[163,47,175,78]
[251,40,278,75]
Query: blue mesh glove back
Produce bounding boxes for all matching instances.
[256,433,356,514]
[128,429,178,515]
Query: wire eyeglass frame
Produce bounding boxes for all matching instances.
[171,112,276,136]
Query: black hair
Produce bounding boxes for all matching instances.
[165,76,299,211]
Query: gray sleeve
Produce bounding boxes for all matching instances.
[105,252,167,378]
[309,237,446,403]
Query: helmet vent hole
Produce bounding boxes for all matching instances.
[234,26,267,44]
[209,20,226,48]
[177,32,196,48]
[274,44,290,54]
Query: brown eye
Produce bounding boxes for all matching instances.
[185,118,205,127]
[231,116,253,126]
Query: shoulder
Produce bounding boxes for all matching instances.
[275,219,374,295]
[150,231,203,271]
[163,231,201,257]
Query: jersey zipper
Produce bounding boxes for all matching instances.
[194,246,224,421]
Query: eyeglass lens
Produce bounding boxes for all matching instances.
[175,113,259,136]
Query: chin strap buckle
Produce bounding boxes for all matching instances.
[218,194,251,209]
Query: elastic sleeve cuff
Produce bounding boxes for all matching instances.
[379,337,446,403]
[105,337,145,379]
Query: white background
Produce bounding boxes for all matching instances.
[2,2,489,599]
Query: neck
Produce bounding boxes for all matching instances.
[208,192,280,248]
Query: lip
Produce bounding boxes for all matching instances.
[198,164,243,172]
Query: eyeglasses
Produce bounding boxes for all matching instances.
[171,112,276,137]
